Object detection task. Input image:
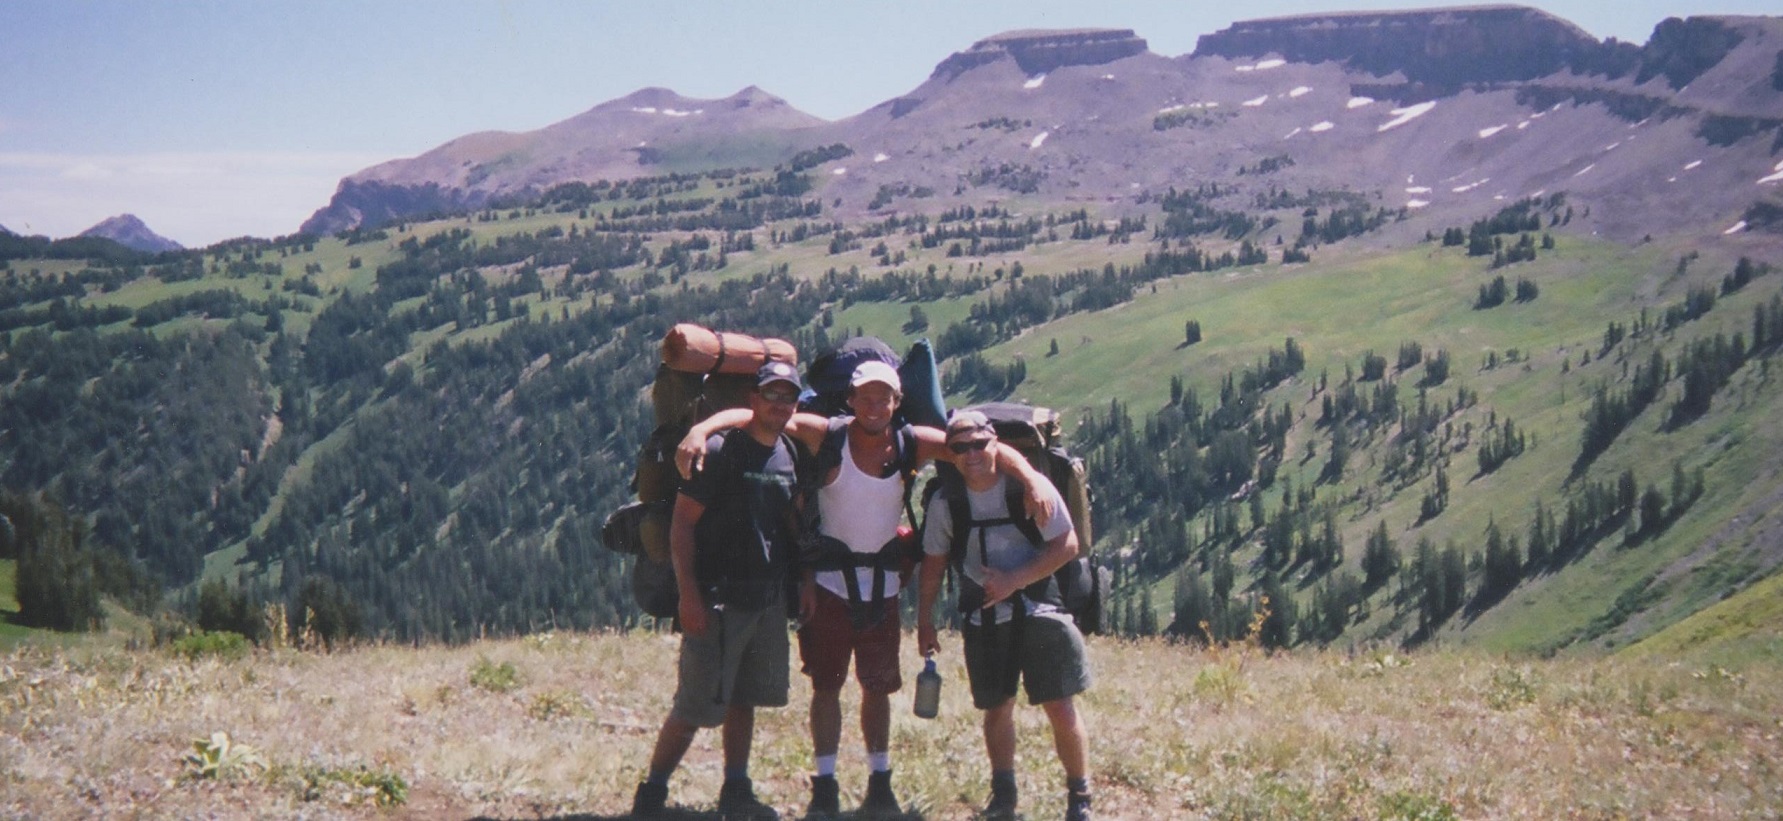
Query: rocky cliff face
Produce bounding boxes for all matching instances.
[931,29,1149,82]
[1194,5,1599,89]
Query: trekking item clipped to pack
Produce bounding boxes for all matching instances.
[600,323,797,619]
[897,338,947,430]
[932,402,1111,634]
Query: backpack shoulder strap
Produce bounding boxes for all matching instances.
[893,423,921,524]
[941,471,972,568]
[1002,479,1045,548]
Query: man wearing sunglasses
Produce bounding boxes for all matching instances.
[676,361,1052,819]
[917,411,1092,821]
[631,360,805,820]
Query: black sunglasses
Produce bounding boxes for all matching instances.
[758,386,799,404]
[947,439,993,454]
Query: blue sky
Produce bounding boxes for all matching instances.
[2,0,1773,247]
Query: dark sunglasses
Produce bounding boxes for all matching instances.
[758,387,800,404]
[947,438,993,454]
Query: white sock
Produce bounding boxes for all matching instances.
[868,751,891,773]
[816,755,838,777]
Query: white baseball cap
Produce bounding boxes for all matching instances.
[850,360,902,392]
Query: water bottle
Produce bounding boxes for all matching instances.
[913,655,942,719]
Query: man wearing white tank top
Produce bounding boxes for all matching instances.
[679,361,1051,819]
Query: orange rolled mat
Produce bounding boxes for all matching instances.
[660,323,797,375]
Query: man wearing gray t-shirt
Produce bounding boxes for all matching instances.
[917,410,1094,821]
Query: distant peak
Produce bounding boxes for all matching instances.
[932,28,1148,81]
[618,86,689,107]
[79,213,182,253]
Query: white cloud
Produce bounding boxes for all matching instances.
[0,149,387,245]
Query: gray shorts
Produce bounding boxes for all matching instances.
[670,600,790,728]
[961,611,1091,709]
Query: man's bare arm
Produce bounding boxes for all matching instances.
[675,410,828,477]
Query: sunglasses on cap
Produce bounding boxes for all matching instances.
[947,438,993,454]
[758,386,800,405]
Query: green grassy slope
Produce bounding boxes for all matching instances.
[5,163,1779,654]
[967,237,1783,656]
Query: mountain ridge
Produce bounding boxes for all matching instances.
[299,6,1783,247]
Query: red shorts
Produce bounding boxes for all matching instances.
[798,587,903,694]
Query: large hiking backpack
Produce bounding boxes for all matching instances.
[600,325,798,619]
[928,402,1110,634]
[802,336,947,431]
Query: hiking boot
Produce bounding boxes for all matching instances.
[630,781,668,817]
[805,774,840,818]
[981,783,1018,820]
[860,769,902,816]
[717,777,779,820]
[1066,789,1093,821]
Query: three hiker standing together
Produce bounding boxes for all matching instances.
[632,359,1094,820]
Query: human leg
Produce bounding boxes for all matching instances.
[859,682,901,814]
[981,698,1017,772]
[1040,696,1088,783]
[713,603,789,820]
[806,687,843,817]
[717,704,779,820]
[632,713,698,815]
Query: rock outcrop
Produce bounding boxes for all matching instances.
[932,29,1148,82]
[1194,5,1599,89]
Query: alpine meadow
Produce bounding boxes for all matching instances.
[4,6,1783,819]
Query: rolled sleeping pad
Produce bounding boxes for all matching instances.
[661,323,797,375]
[897,338,948,430]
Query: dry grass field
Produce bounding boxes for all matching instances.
[2,626,1779,820]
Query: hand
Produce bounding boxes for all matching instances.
[678,594,710,637]
[675,431,709,480]
[979,567,1018,609]
[1023,482,1055,529]
[917,621,940,657]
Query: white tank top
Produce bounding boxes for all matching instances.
[815,425,907,600]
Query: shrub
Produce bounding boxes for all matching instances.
[182,731,267,781]
[170,630,252,661]
[469,656,519,693]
